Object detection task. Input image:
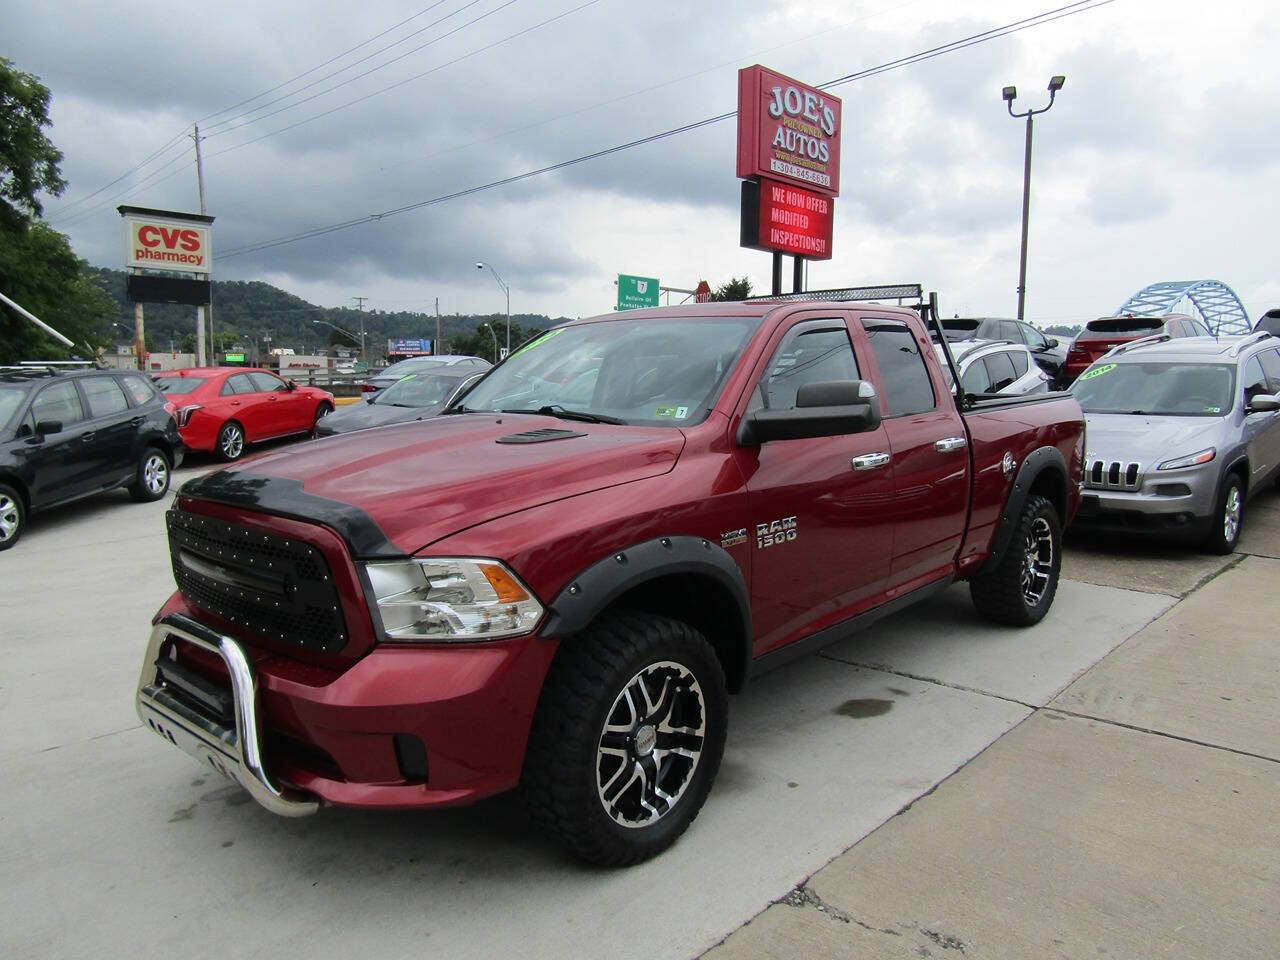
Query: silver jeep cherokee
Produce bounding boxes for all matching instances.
[1069,332,1280,553]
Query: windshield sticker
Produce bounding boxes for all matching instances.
[1078,363,1116,381]
[513,328,563,357]
[654,405,690,418]
[1203,405,1222,414]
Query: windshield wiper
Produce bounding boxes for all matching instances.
[498,405,626,425]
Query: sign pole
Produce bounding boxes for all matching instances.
[771,252,783,297]
[134,300,146,372]
[193,124,209,367]
[793,256,804,294]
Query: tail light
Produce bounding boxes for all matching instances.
[176,404,202,427]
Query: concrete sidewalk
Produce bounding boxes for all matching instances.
[705,492,1280,959]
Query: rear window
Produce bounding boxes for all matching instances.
[864,320,937,416]
[122,375,158,405]
[155,376,207,395]
[1079,316,1164,339]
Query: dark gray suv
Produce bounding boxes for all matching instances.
[0,365,184,550]
[1069,333,1280,553]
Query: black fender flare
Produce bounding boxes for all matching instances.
[540,534,753,656]
[980,445,1068,574]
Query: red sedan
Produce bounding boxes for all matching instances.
[153,368,334,461]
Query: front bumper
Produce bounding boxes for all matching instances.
[1072,468,1218,539]
[137,613,319,816]
[138,607,558,814]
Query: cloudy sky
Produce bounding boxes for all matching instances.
[10,0,1279,329]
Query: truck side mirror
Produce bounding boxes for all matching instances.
[1045,336,1059,348]
[737,380,881,446]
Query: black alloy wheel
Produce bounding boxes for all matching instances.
[522,610,728,866]
[970,494,1062,626]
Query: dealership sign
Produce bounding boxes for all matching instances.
[617,274,660,310]
[741,178,834,260]
[737,65,842,197]
[390,338,433,355]
[120,207,214,275]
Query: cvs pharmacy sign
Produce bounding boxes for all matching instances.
[119,206,214,275]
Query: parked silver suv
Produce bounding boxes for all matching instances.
[1069,332,1280,553]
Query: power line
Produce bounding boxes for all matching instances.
[222,0,1115,260]
[206,0,598,159]
[196,1,456,125]
[201,0,484,135]
[44,130,189,220]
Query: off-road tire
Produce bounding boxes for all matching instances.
[970,494,1061,626]
[0,483,25,551]
[521,610,728,866]
[128,447,171,502]
[216,421,245,462]
[1204,472,1244,555]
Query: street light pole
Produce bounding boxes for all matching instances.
[480,322,499,364]
[1003,75,1065,321]
[476,261,510,357]
[311,319,364,350]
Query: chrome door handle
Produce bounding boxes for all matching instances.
[935,436,967,453]
[851,452,891,471]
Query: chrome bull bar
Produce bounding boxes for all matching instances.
[136,612,320,817]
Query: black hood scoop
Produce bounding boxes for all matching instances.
[495,427,588,445]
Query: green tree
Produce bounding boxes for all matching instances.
[0,57,65,228]
[0,221,115,362]
[451,319,544,362]
[707,277,753,302]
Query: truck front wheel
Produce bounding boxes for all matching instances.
[522,610,728,866]
[969,494,1061,626]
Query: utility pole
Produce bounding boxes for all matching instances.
[193,123,209,366]
[435,297,441,356]
[353,295,368,363]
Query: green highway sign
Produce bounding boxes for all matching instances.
[617,274,660,311]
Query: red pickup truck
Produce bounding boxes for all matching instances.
[137,295,1084,865]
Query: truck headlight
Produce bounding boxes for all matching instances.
[1157,448,1216,471]
[363,559,543,641]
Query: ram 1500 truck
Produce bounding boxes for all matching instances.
[137,296,1084,865]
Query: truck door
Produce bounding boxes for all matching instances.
[858,317,969,588]
[738,315,896,658]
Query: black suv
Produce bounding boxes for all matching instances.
[0,365,184,550]
[942,317,1067,387]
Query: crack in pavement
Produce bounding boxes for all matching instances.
[780,883,902,936]
[815,654,1037,710]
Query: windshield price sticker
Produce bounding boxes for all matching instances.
[655,405,690,419]
[1079,363,1116,381]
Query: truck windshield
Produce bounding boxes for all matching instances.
[456,316,760,426]
[1070,362,1235,416]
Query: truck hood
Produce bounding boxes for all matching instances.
[1083,413,1224,462]
[180,413,684,555]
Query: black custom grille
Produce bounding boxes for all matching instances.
[167,510,348,654]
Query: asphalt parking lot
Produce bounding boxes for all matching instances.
[3,451,1278,959]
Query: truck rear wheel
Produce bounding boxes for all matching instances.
[970,494,1061,626]
[521,610,727,866]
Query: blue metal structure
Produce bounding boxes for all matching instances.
[1115,280,1251,336]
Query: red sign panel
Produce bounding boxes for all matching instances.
[740,178,834,260]
[737,65,842,197]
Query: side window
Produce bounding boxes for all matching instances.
[81,377,130,418]
[863,320,937,416]
[31,381,86,426]
[121,375,157,406]
[750,322,859,412]
[960,359,991,395]
[1022,324,1047,350]
[222,374,254,396]
[983,351,1019,391]
[249,372,288,393]
[1243,357,1269,402]
[999,320,1026,344]
[1008,349,1029,376]
[1256,349,1280,394]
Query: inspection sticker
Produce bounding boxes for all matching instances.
[1078,363,1116,381]
[654,405,690,418]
